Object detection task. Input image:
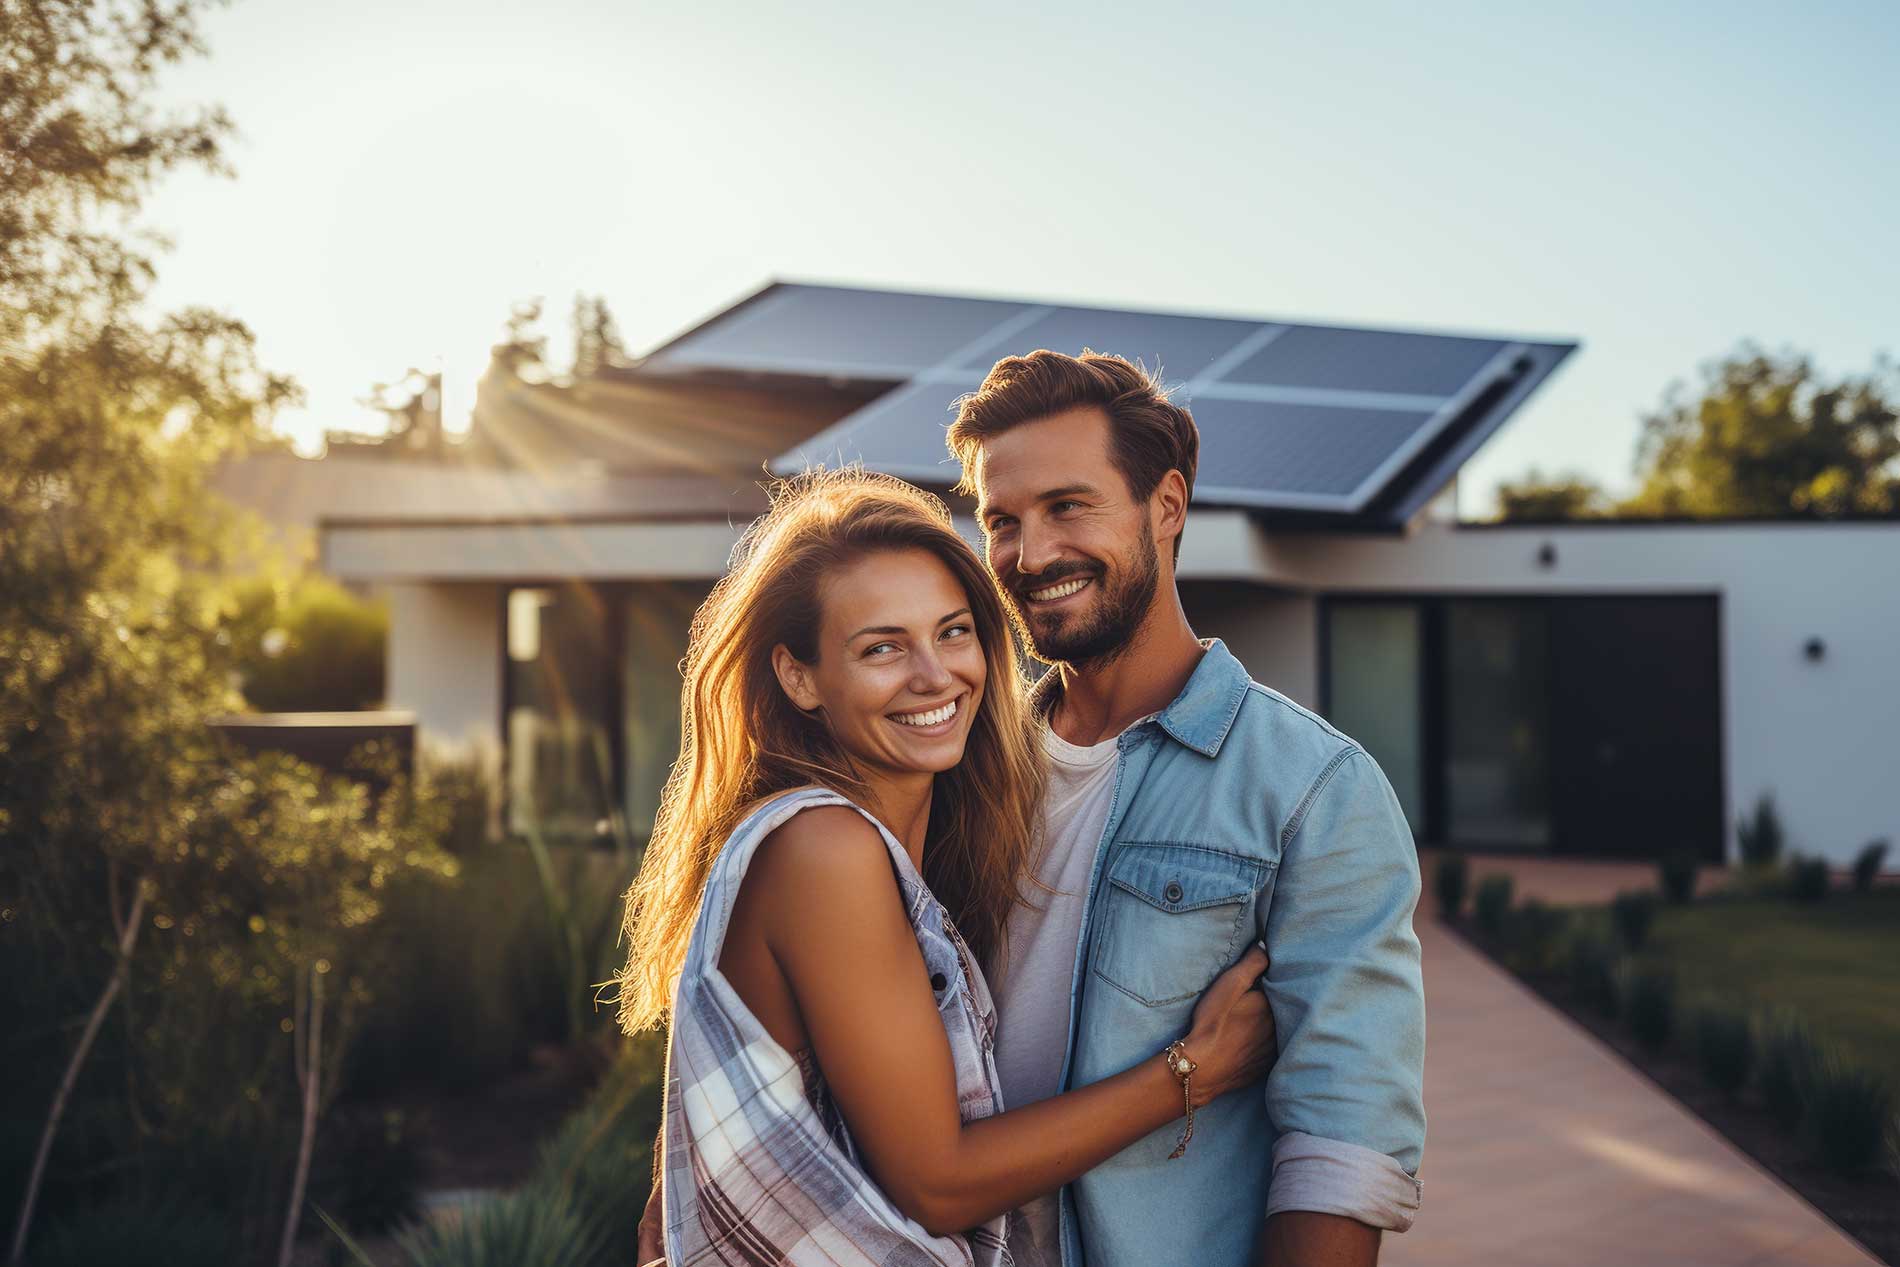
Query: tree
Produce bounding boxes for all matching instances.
[1494,469,1610,522]
[0,3,448,1260]
[1624,346,1900,518]
[571,293,627,378]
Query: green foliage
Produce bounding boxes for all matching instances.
[1473,874,1514,937]
[1658,851,1698,905]
[225,573,388,712]
[1609,890,1657,950]
[25,1199,236,1267]
[1625,346,1900,518]
[1623,965,1675,1053]
[1853,840,1889,894]
[309,1108,427,1237]
[1786,856,1830,903]
[396,1189,607,1267]
[1567,933,1622,1018]
[1690,1004,1754,1097]
[1433,853,1469,919]
[1501,900,1571,975]
[1759,1017,1817,1131]
[1804,1053,1895,1176]
[1737,794,1785,867]
[1493,468,1609,521]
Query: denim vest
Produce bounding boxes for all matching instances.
[1042,641,1427,1267]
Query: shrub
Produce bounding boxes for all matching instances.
[1623,965,1675,1053]
[1609,890,1657,950]
[1435,853,1470,920]
[1758,1016,1817,1130]
[1502,900,1571,974]
[1737,794,1784,867]
[1691,1004,1754,1097]
[1474,874,1514,938]
[1853,839,1890,893]
[1786,855,1830,903]
[1658,851,1698,905]
[396,1188,608,1267]
[226,572,388,712]
[28,1200,236,1267]
[1567,934,1621,1018]
[309,1107,427,1237]
[1804,1053,1895,1176]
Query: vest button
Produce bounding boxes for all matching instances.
[1164,881,1185,904]
[931,972,948,992]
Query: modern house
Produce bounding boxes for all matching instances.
[316,282,1899,868]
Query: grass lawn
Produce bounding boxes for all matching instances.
[1639,887,1900,1089]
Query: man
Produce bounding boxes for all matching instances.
[944,350,1424,1267]
[639,349,1424,1267]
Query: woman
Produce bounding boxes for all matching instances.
[617,469,1274,1265]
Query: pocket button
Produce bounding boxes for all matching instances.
[1164,881,1185,905]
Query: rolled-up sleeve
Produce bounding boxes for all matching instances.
[1258,748,1427,1231]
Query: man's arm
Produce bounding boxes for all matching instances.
[1255,748,1426,1266]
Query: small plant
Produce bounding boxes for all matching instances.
[1804,1052,1895,1176]
[1853,839,1889,893]
[1473,874,1514,938]
[1609,890,1657,950]
[1691,1004,1754,1097]
[1786,855,1830,903]
[1435,852,1470,920]
[1567,934,1621,1018]
[1501,900,1571,974]
[1658,851,1698,905]
[1737,793,1784,867]
[1623,965,1675,1053]
[1758,1016,1816,1130]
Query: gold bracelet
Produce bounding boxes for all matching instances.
[1163,1039,1198,1159]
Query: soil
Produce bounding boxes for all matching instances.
[1449,918,1900,1266]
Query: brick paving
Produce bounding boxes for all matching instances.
[1386,854,1880,1267]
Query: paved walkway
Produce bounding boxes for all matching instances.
[1387,856,1880,1267]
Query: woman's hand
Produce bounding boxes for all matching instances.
[1177,942,1275,1107]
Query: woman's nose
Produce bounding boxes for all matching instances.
[910,647,954,692]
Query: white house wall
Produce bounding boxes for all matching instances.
[1258,521,1900,867]
[385,582,504,765]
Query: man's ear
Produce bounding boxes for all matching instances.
[771,643,823,712]
[1151,468,1189,552]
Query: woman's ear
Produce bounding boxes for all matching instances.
[771,643,823,712]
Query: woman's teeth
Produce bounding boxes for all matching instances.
[1028,577,1090,602]
[892,699,959,727]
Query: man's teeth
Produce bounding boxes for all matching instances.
[892,700,958,727]
[1028,577,1090,602]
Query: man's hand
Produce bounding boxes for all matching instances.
[1255,1210,1380,1267]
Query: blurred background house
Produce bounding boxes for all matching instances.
[265,281,1899,868]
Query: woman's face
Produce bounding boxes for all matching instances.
[774,547,988,780]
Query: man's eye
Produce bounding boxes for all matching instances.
[1052,500,1081,513]
[987,517,1016,533]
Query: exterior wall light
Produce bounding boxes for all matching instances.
[1536,542,1558,569]
[1804,637,1827,663]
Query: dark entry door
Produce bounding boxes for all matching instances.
[1548,596,1723,860]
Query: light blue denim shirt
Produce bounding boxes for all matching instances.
[1042,640,1426,1267]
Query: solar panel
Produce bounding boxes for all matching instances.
[642,282,1574,523]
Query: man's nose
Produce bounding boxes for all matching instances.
[1015,519,1059,577]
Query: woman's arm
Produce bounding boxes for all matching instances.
[747,807,1273,1237]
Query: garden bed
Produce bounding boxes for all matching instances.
[1447,898,1900,1266]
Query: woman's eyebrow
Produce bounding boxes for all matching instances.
[937,608,972,625]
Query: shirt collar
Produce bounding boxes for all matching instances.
[1027,637,1250,759]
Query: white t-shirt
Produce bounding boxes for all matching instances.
[993,722,1123,1267]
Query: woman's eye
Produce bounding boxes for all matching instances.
[865,642,898,657]
[941,624,972,640]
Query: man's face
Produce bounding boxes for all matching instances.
[971,407,1161,667]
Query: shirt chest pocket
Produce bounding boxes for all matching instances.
[1089,842,1270,1008]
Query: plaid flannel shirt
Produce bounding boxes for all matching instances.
[662,787,1014,1267]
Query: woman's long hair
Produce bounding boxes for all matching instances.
[615,468,1045,1034]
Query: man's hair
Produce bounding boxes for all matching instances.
[946,350,1199,560]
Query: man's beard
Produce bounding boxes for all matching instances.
[1004,519,1160,669]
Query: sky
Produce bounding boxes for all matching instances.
[141,0,1900,512]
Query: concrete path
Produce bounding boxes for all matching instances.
[1386,862,1880,1266]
